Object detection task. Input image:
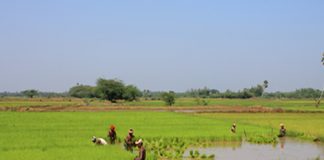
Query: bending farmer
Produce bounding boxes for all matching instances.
[108,125,117,144]
[124,128,135,151]
[278,123,286,137]
[134,139,146,160]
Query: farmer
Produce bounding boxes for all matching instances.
[92,136,108,145]
[134,139,146,160]
[108,125,117,144]
[278,123,286,137]
[231,122,236,133]
[124,128,135,151]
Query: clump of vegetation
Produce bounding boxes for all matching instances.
[68,78,142,103]
[189,150,200,158]
[188,150,214,159]
[161,91,176,106]
[145,137,217,159]
[83,99,94,106]
[195,98,209,106]
[185,82,266,99]
[69,85,96,98]
[123,85,142,101]
[21,89,39,98]
[145,137,187,159]
[95,78,126,103]
[246,135,277,144]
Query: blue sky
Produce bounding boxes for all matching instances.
[0,0,324,92]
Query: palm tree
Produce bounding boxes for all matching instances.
[261,80,269,97]
[316,53,324,108]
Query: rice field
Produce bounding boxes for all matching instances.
[0,111,323,160]
[199,113,324,140]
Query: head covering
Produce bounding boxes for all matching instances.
[92,136,96,143]
[280,123,284,127]
[129,128,134,134]
[135,139,143,145]
[110,125,116,130]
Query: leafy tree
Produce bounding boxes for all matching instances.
[185,88,219,98]
[142,89,153,100]
[69,85,95,98]
[249,85,264,97]
[21,89,38,98]
[198,87,210,98]
[210,89,220,94]
[161,91,176,106]
[123,85,142,101]
[240,89,253,99]
[96,78,125,102]
[294,88,320,99]
[223,89,236,99]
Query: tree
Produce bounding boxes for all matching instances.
[262,80,269,97]
[95,78,125,102]
[263,80,269,89]
[21,89,38,98]
[198,87,210,98]
[142,89,153,100]
[69,85,95,98]
[249,85,264,97]
[123,85,142,101]
[161,91,176,106]
[239,89,253,99]
[317,53,324,107]
[322,52,324,65]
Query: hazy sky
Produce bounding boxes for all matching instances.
[0,0,324,92]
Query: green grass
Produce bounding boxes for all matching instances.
[0,111,272,160]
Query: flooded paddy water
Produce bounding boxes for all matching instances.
[184,138,324,160]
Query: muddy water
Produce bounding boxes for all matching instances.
[184,138,324,160]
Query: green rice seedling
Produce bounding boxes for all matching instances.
[1,111,323,160]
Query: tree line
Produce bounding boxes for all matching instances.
[0,90,68,98]
[1,53,323,107]
[179,80,269,99]
[0,79,322,102]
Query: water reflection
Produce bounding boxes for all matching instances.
[279,137,286,150]
[184,138,324,160]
